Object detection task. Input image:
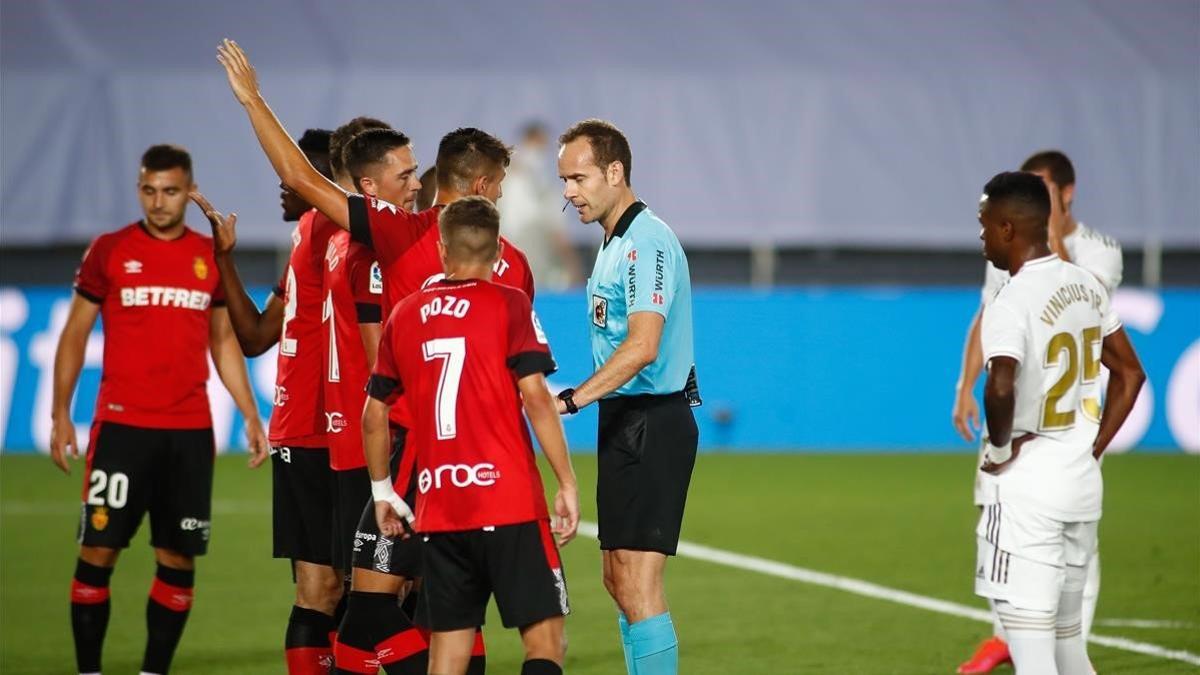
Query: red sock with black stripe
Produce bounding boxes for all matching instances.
[286,605,335,674]
[142,564,194,674]
[71,558,114,674]
[467,628,487,675]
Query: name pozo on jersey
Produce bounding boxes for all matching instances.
[119,286,212,310]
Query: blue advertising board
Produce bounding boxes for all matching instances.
[1,286,1195,454]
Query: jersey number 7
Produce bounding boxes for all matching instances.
[423,338,466,440]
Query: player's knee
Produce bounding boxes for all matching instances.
[601,567,618,599]
[79,546,120,568]
[153,548,194,571]
[521,619,565,662]
[295,565,343,610]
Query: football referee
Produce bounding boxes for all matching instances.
[555,119,699,675]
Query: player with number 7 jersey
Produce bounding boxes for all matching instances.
[371,278,557,532]
[364,199,578,673]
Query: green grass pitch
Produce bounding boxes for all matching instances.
[2,453,1197,673]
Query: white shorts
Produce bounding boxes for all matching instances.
[974,499,1098,612]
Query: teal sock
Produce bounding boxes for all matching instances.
[617,611,636,674]
[629,612,677,675]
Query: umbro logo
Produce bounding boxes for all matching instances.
[123,260,143,274]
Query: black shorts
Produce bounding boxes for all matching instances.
[417,520,569,631]
[78,422,215,556]
[597,392,698,555]
[332,466,370,572]
[271,445,334,565]
[351,428,422,578]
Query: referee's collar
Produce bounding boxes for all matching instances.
[605,201,647,248]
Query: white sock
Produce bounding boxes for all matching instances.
[1057,565,1092,675]
[1082,551,1100,639]
[996,600,1057,675]
[990,598,1008,640]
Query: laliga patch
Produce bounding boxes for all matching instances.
[531,311,548,344]
[192,257,208,280]
[591,294,608,328]
[370,262,383,294]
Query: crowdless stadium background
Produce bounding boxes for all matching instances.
[0,1,1197,453]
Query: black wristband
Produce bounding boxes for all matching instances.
[557,388,579,415]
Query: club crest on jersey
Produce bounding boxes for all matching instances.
[192,257,208,280]
[592,295,608,328]
[370,262,383,293]
[291,225,303,248]
[91,506,109,531]
[123,259,143,274]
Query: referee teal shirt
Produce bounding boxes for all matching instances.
[586,202,695,397]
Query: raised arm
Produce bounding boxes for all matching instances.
[518,372,579,545]
[216,39,351,230]
[1093,328,1146,459]
[560,311,663,412]
[50,295,101,474]
[209,307,269,467]
[191,190,284,356]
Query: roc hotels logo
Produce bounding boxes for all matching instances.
[91,506,109,531]
[193,256,208,280]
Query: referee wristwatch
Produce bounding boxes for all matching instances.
[557,388,579,414]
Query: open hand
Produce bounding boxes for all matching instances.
[189,191,237,254]
[216,39,260,107]
[952,389,981,442]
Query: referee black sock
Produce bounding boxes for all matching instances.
[70,558,114,674]
[521,658,562,675]
[142,564,195,674]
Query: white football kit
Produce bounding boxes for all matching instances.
[975,222,1122,505]
[974,255,1122,611]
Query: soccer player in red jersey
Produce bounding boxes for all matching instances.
[195,127,348,674]
[367,197,579,675]
[49,144,267,675]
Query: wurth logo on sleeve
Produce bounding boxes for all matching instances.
[119,287,212,310]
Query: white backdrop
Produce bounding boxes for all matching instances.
[2,0,1197,248]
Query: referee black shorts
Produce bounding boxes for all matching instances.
[597,391,698,555]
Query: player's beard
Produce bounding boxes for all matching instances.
[146,211,185,231]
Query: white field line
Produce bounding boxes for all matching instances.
[4,503,1195,666]
[576,522,1200,667]
[1097,619,1199,630]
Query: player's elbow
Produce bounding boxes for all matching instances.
[631,340,658,369]
[361,400,388,435]
[1118,362,1147,392]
